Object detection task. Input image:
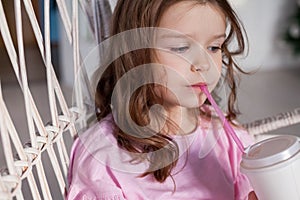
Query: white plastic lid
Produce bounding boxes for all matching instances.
[242,135,300,169]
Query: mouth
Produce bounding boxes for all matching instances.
[190,82,207,88]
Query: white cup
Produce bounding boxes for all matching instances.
[241,135,300,200]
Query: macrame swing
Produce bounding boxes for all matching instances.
[0,0,299,199]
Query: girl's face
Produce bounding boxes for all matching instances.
[153,2,226,111]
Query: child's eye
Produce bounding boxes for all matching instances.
[208,46,222,53]
[170,46,190,54]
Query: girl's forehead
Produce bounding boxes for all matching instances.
[158,1,226,40]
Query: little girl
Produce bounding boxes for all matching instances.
[67,0,258,199]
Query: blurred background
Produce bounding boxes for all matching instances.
[0,0,300,198]
[1,0,300,144]
[1,0,300,148]
[230,0,300,136]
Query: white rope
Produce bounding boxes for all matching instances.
[45,0,59,128]
[1,92,27,161]
[0,83,24,199]
[0,0,81,198]
[56,0,72,43]
[0,82,16,183]
[23,0,77,181]
[0,97,77,199]
[244,108,300,136]
[14,1,46,198]
[0,1,20,82]
[0,0,299,199]
[22,0,44,59]
[0,94,74,198]
[36,161,52,200]
[15,0,36,148]
[0,175,23,200]
[73,0,86,130]
[22,0,78,138]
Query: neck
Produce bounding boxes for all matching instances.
[164,106,199,135]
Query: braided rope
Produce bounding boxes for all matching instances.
[243,108,300,137]
[0,0,85,199]
[0,100,81,199]
[0,0,298,199]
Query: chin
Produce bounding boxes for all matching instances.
[180,98,207,109]
[196,95,208,107]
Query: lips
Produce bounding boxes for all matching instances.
[190,82,207,88]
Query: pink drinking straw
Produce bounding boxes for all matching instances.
[199,84,245,153]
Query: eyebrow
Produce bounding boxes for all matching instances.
[158,33,226,40]
[211,33,226,40]
[158,33,193,39]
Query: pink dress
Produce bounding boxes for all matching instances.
[67,115,254,200]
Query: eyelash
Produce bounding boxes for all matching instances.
[168,44,223,54]
[207,46,222,53]
[169,46,190,53]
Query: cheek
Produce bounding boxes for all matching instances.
[212,53,223,71]
[154,85,180,104]
[155,51,189,72]
[210,53,223,78]
[202,53,223,90]
[217,60,223,72]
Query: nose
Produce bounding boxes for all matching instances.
[189,45,210,72]
[191,65,201,72]
[191,61,209,72]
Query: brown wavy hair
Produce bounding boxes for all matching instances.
[95,0,248,183]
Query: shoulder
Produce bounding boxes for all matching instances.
[77,115,116,147]
[67,114,149,184]
[68,115,118,181]
[69,115,119,168]
[67,116,127,199]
